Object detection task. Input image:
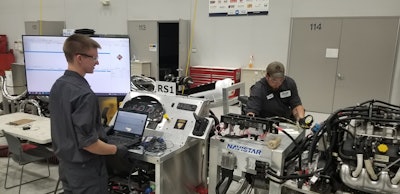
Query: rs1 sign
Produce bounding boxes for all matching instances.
[156,81,176,96]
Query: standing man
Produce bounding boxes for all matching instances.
[246,61,308,126]
[49,34,128,194]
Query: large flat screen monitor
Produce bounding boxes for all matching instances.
[22,35,131,96]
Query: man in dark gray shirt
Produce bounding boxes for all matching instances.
[246,61,307,125]
[49,34,128,194]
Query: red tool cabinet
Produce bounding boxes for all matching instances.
[0,52,15,76]
[0,35,7,53]
[189,66,241,97]
[0,35,15,76]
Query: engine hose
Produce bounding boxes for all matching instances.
[325,129,339,171]
[285,136,310,163]
[364,159,378,180]
[340,105,400,117]
[308,118,337,164]
[391,167,400,185]
[308,124,326,163]
[331,113,400,126]
[338,143,355,161]
[345,105,400,117]
[209,110,220,126]
[308,109,342,164]
[359,99,400,109]
[351,154,363,177]
[368,100,374,122]
[311,118,345,169]
[342,115,400,124]
[272,124,298,146]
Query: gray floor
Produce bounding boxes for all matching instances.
[0,105,330,194]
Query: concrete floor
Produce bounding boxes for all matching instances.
[0,104,329,194]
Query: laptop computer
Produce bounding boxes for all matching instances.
[107,109,148,148]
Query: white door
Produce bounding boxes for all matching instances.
[333,17,398,110]
[288,17,399,113]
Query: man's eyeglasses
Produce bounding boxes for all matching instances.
[268,76,285,83]
[76,53,98,62]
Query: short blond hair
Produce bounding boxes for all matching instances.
[63,34,101,63]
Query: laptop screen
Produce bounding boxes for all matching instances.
[113,109,148,136]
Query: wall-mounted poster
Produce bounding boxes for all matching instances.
[209,0,269,17]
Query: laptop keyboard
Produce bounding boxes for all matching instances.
[108,135,138,147]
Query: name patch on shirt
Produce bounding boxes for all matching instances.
[280,90,291,98]
[266,93,274,100]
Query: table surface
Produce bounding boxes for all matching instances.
[0,112,51,144]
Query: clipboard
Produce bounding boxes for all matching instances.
[8,119,35,126]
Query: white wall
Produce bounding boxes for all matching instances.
[0,0,399,105]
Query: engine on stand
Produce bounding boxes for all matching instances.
[308,100,400,194]
[208,100,400,194]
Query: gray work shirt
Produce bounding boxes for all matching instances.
[49,70,106,163]
[246,76,302,120]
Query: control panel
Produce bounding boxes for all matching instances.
[117,91,214,147]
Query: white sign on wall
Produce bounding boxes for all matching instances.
[209,0,269,17]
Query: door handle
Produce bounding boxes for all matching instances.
[337,73,344,80]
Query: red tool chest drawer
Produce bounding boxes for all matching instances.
[189,66,241,97]
[0,52,15,76]
[190,66,241,87]
[0,35,7,53]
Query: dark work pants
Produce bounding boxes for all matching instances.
[59,158,109,194]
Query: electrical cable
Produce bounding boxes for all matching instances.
[359,99,400,110]
[307,110,338,174]
[272,124,298,146]
[272,123,305,171]
[246,186,253,194]
[209,109,220,125]
[267,176,286,184]
[143,137,167,154]
[266,168,321,180]
[215,168,234,194]
[377,157,400,176]
[127,165,138,193]
[285,134,312,164]
[269,116,297,125]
